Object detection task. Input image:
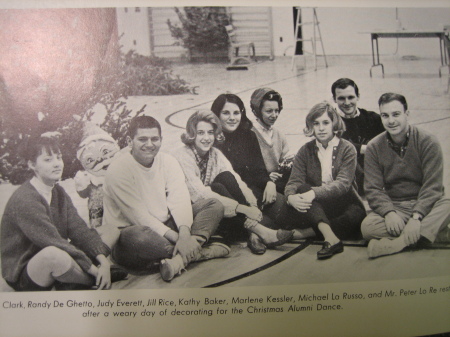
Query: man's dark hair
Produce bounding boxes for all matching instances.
[331,78,359,99]
[378,92,408,111]
[128,115,162,139]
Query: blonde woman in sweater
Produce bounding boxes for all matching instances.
[281,102,366,259]
[174,111,293,255]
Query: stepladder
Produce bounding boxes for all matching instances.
[291,7,328,71]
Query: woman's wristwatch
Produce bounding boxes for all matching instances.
[411,212,423,221]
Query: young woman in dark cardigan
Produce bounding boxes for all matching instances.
[280,102,366,259]
[1,136,126,291]
[211,93,288,253]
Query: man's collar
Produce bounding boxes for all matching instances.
[386,125,410,147]
[336,105,360,119]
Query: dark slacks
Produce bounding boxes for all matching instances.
[211,171,276,241]
[277,184,366,240]
[112,198,223,271]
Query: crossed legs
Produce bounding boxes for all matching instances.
[112,198,225,272]
[211,171,293,253]
[361,198,450,258]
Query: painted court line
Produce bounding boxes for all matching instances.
[203,240,312,288]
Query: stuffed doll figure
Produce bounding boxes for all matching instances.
[75,123,120,229]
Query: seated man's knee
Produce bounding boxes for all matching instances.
[205,198,224,214]
[361,214,384,240]
[193,197,224,218]
[119,226,157,248]
[434,197,450,210]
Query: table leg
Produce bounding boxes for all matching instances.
[438,36,448,78]
[370,35,384,77]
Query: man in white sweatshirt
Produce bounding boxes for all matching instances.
[102,116,228,281]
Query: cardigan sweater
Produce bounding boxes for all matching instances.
[364,125,444,217]
[341,108,385,158]
[102,151,194,248]
[173,145,257,217]
[251,125,290,173]
[285,138,360,203]
[215,129,271,190]
[1,181,110,284]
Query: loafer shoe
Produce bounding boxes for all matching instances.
[263,229,294,249]
[317,241,344,259]
[110,265,128,283]
[247,233,266,255]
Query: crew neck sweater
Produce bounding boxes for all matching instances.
[102,151,193,247]
[341,108,385,156]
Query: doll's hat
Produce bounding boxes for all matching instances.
[76,123,116,160]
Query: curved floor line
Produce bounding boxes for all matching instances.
[165,69,315,129]
[413,116,450,126]
[203,240,312,288]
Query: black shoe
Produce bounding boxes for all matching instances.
[317,241,344,259]
[110,265,128,283]
[247,233,266,255]
[263,229,294,249]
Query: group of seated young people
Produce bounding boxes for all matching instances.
[2,78,449,291]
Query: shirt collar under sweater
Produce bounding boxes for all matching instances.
[386,126,410,158]
[315,136,340,185]
[253,119,274,146]
[30,176,54,205]
[190,145,210,183]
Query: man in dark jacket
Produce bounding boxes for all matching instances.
[331,78,385,195]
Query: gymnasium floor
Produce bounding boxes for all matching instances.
[0,54,449,291]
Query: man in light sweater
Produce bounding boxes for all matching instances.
[361,93,450,258]
[331,78,385,195]
[102,116,228,281]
